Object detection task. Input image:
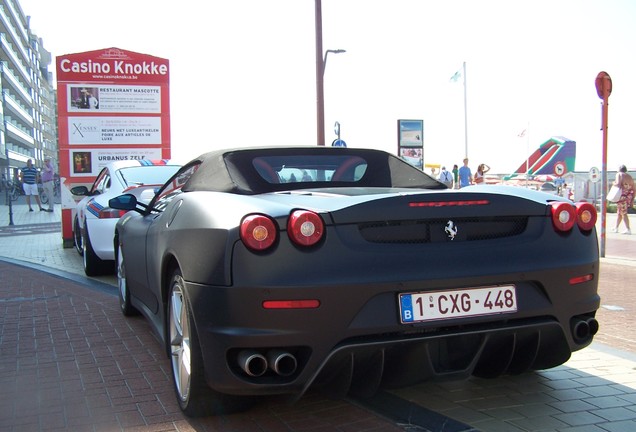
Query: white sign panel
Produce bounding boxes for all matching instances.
[68,116,162,145]
[69,148,163,177]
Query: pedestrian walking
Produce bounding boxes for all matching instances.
[612,165,634,235]
[458,158,472,188]
[41,157,55,212]
[452,164,459,189]
[19,159,44,212]
[438,166,453,188]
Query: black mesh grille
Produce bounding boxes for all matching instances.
[359,217,528,243]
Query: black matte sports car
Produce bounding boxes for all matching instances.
[110,146,600,417]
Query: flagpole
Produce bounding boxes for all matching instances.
[462,61,468,159]
[525,122,530,187]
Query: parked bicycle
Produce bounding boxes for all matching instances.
[39,178,60,205]
[9,180,21,202]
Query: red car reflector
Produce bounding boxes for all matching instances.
[550,202,576,232]
[98,208,127,219]
[288,210,324,246]
[569,274,594,285]
[240,214,277,251]
[576,202,597,231]
[262,300,320,309]
[409,200,489,208]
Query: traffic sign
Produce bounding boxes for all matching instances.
[589,167,600,183]
[332,139,347,147]
[554,161,566,176]
[595,71,612,99]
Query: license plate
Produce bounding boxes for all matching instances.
[399,285,517,323]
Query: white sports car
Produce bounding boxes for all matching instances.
[71,159,181,276]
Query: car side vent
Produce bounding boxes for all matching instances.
[358,217,528,243]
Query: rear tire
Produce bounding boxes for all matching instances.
[167,268,253,417]
[74,217,83,256]
[82,227,112,276]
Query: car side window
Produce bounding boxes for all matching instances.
[90,169,109,195]
[151,163,201,212]
[101,175,112,193]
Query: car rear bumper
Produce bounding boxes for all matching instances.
[184,260,600,397]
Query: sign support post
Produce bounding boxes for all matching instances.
[595,71,612,258]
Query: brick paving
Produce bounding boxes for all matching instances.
[0,262,402,432]
[391,262,636,432]
[592,261,636,353]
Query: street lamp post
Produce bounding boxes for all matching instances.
[315,0,346,146]
[323,49,345,75]
[316,49,345,147]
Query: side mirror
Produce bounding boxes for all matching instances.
[70,185,90,196]
[109,194,139,211]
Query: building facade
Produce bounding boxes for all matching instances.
[0,0,56,185]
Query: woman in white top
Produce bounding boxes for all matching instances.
[474,163,490,184]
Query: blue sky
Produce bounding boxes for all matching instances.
[21,0,636,174]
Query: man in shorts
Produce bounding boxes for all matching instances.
[20,159,44,212]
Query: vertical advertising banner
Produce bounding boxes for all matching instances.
[397,119,424,169]
[56,47,171,247]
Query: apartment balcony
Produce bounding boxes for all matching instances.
[0,61,32,103]
[5,118,33,146]
[3,90,32,126]
[4,0,28,45]
[0,5,28,61]
[0,33,30,85]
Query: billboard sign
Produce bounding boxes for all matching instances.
[56,47,171,247]
[397,119,424,169]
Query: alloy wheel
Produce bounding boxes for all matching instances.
[169,275,192,402]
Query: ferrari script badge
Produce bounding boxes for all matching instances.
[445,220,458,240]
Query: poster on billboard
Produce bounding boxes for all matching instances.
[397,119,424,169]
[69,148,164,177]
[68,116,162,145]
[67,84,161,113]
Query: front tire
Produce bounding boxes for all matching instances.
[167,268,252,417]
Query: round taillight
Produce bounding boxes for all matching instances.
[240,214,277,251]
[550,201,576,232]
[288,210,324,247]
[576,202,597,231]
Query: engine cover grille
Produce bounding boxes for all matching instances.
[358,217,528,243]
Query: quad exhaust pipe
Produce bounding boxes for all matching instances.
[267,349,298,376]
[238,349,298,377]
[571,317,599,343]
[237,350,268,377]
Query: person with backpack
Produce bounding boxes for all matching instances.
[439,166,453,188]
